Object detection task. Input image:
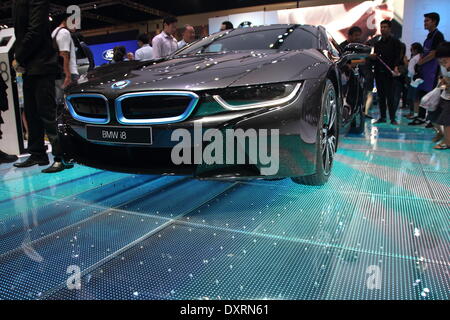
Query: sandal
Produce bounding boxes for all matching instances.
[433,143,450,150]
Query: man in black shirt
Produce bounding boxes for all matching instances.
[371,20,402,125]
[12,0,73,173]
[340,26,362,50]
[409,12,445,125]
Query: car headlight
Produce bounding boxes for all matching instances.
[212,82,301,110]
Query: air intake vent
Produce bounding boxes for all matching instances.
[66,94,109,124]
[115,91,199,125]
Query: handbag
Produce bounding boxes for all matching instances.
[419,87,442,112]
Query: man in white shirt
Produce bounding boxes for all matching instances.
[52,14,79,107]
[135,34,153,61]
[178,25,196,49]
[152,16,179,59]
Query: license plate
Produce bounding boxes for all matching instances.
[86,125,152,145]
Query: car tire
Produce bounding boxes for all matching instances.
[349,106,365,134]
[292,79,338,186]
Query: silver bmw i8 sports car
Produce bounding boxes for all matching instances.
[58,24,370,185]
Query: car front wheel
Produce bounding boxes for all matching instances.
[292,79,338,186]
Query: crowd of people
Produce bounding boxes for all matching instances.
[110,19,233,63]
[0,1,448,171]
[340,13,449,149]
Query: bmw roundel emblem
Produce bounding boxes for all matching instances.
[111,80,131,89]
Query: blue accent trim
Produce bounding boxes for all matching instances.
[115,91,200,125]
[66,94,110,125]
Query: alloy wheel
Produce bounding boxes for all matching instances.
[320,87,337,175]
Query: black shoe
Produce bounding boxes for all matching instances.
[425,122,434,128]
[391,120,399,125]
[13,156,49,168]
[0,151,18,164]
[408,118,425,126]
[373,118,386,124]
[41,161,74,173]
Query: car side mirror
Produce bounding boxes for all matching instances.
[344,43,372,54]
[342,44,371,64]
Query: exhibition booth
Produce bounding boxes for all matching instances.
[0,0,448,304]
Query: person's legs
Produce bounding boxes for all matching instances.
[427,104,443,142]
[409,90,427,125]
[413,99,420,116]
[432,123,444,142]
[392,77,402,113]
[406,85,416,118]
[34,74,62,161]
[38,74,74,173]
[22,75,47,159]
[21,110,29,139]
[401,77,409,109]
[374,73,387,121]
[433,99,450,149]
[418,101,427,119]
[364,90,373,118]
[443,126,450,145]
[385,76,397,122]
[434,126,450,149]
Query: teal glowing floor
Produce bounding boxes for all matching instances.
[0,115,448,300]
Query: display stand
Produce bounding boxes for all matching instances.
[0,28,25,156]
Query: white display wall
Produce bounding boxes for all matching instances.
[402,0,449,57]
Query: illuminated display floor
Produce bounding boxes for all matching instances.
[0,117,448,300]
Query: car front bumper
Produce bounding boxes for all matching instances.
[58,79,325,179]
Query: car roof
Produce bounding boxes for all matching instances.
[226,24,320,35]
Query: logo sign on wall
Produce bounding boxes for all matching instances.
[102,49,114,61]
[88,40,139,67]
[0,61,9,82]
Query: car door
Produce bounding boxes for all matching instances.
[327,33,363,125]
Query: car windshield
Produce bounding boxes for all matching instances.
[174,25,318,56]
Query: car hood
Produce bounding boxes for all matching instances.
[69,49,331,97]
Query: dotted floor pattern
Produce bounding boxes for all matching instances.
[0,111,448,300]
